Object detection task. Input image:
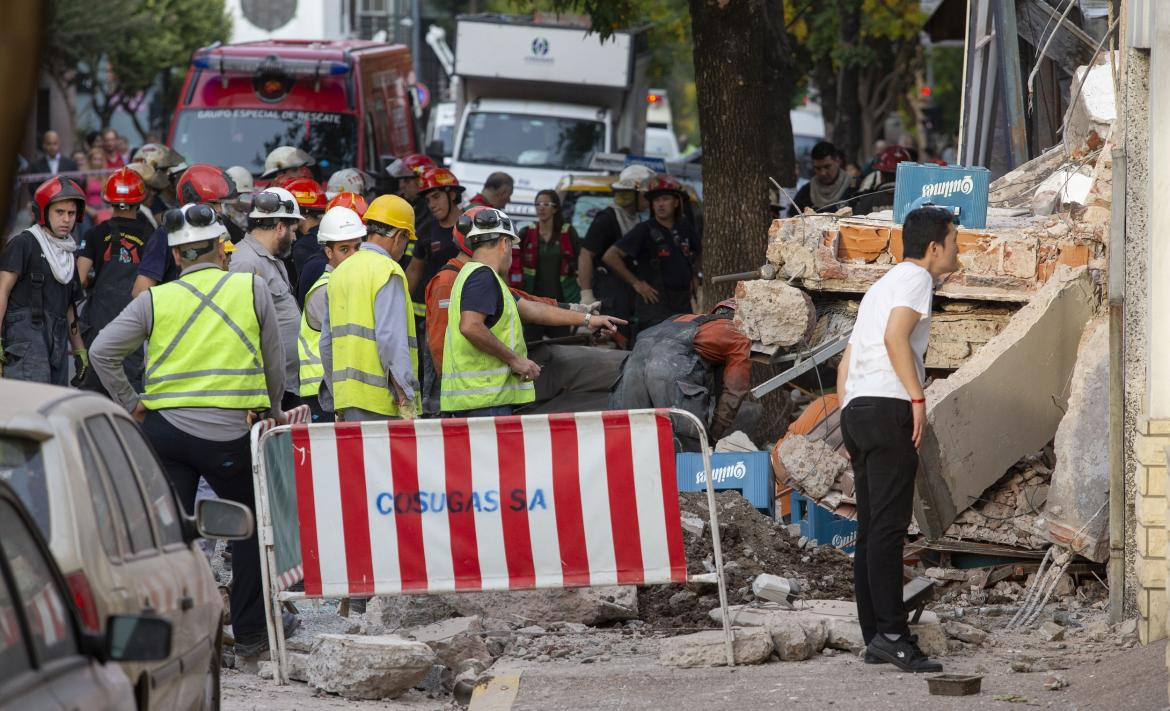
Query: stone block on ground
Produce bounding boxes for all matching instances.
[943,620,988,645]
[362,594,459,632]
[287,651,311,682]
[441,586,637,626]
[306,634,436,700]
[778,435,849,500]
[658,627,774,667]
[407,615,492,670]
[734,279,816,348]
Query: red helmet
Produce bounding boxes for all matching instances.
[401,153,436,175]
[32,177,85,226]
[280,176,328,211]
[418,166,465,196]
[102,168,147,207]
[453,205,492,256]
[176,164,237,204]
[873,146,913,174]
[326,191,368,219]
[643,173,684,198]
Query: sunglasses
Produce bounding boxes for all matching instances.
[252,191,296,214]
[163,204,218,233]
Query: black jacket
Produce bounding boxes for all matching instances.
[28,154,79,177]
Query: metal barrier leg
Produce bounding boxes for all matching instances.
[251,425,288,684]
[669,409,736,667]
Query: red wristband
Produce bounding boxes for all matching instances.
[911,398,925,404]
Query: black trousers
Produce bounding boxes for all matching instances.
[142,412,265,639]
[840,396,918,641]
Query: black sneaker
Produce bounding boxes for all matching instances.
[233,612,300,658]
[863,650,888,664]
[866,634,943,673]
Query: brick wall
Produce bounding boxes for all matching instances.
[1134,418,1170,642]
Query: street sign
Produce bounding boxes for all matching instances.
[413,82,431,110]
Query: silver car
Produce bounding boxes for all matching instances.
[1,380,252,710]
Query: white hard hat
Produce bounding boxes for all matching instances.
[165,203,227,247]
[249,187,304,220]
[326,168,369,199]
[463,208,516,246]
[317,206,367,243]
[385,158,416,179]
[261,146,314,179]
[225,166,254,195]
[613,164,656,191]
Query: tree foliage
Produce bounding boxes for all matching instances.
[43,0,231,136]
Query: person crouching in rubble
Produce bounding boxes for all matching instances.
[609,298,753,447]
[836,205,959,673]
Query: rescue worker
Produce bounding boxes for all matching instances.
[467,171,513,209]
[299,206,365,423]
[321,194,419,423]
[0,177,88,385]
[441,208,624,417]
[326,168,371,200]
[76,167,153,393]
[602,174,700,335]
[610,299,754,446]
[386,154,434,235]
[298,191,368,306]
[579,164,654,345]
[132,163,242,297]
[260,145,315,182]
[512,188,582,340]
[132,143,186,212]
[852,145,912,216]
[231,186,305,409]
[224,165,255,233]
[123,161,161,229]
[405,166,464,303]
[89,202,297,659]
[279,175,328,286]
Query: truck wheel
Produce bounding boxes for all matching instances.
[202,629,222,711]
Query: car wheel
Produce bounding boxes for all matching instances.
[202,628,222,711]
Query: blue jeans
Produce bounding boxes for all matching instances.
[443,405,514,418]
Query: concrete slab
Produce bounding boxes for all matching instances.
[914,267,1096,539]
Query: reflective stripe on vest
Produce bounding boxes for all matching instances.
[328,249,418,415]
[440,261,535,412]
[143,269,269,410]
[297,272,331,397]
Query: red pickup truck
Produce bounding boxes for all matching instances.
[168,39,419,180]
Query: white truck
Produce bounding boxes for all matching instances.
[450,14,650,218]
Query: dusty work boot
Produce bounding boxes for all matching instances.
[866,634,943,673]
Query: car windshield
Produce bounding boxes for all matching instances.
[0,435,48,537]
[172,108,357,180]
[459,112,605,171]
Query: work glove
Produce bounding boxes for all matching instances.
[578,289,596,306]
[568,300,601,315]
[71,348,89,386]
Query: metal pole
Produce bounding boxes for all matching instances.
[250,423,288,683]
[669,408,736,666]
[1108,146,1126,623]
[410,0,422,73]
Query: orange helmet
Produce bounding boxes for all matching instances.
[102,167,147,207]
[453,205,492,256]
[279,176,328,212]
[326,191,368,219]
[418,166,465,196]
[32,177,86,226]
[176,164,237,204]
[643,173,684,199]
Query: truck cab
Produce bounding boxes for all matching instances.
[450,14,649,219]
[169,39,419,181]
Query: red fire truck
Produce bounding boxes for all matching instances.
[168,39,419,180]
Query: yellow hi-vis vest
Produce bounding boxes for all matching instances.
[328,249,418,415]
[142,268,269,410]
[440,261,535,413]
[297,271,330,397]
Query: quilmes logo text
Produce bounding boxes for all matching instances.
[920,175,974,199]
[694,461,747,485]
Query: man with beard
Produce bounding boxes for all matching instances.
[787,141,858,216]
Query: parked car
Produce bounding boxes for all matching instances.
[0,380,254,711]
[0,479,174,711]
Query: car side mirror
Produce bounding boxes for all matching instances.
[196,498,254,540]
[106,615,171,662]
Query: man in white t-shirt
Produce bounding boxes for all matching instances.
[835,206,959,673]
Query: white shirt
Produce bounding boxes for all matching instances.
[843,262,934,407]
[47,154,60,175]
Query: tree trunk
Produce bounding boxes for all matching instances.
[689,0,795,308]
[813,54,838,139]
[833,0,862,163]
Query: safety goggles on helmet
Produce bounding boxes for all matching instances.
[163,203,218,233]
[473,209,512,234]
[252,190,301,218]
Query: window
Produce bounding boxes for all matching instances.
[113,419,184,546]
[0,435,49,538]
[77,432,125,559]
[0,552,31,682]
[85,417,155,554]
[459,112,605,171]
[0,500,77,665]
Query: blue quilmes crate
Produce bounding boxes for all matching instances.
[791,492,857,554]
[892,163,991,229]
[675,451,774,518]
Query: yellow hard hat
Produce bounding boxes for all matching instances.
[364,194,416,241]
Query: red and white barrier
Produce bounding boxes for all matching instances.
[252,409,735,682]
